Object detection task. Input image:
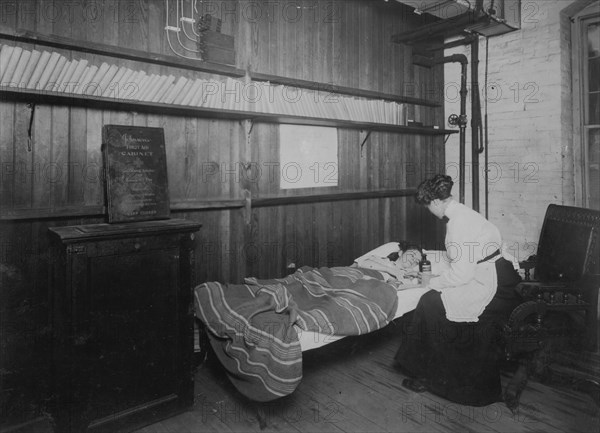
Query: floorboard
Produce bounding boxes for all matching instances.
[134,325,600,433]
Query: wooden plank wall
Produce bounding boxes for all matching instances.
[0,0,447,427]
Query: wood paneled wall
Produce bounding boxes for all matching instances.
[0,0,447,427]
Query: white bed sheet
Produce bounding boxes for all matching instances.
[295,286,430,351]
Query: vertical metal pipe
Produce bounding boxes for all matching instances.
[471,37,480,211]
[459,61,468,204]
[425,54,469,204]
[484,37,490,218]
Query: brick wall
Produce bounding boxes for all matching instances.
[443,0,578,261]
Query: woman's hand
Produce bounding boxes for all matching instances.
[420,272,432,287]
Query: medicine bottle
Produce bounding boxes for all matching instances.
[419,253,432,286]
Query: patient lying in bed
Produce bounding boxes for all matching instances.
[296,242,434,351]
[352,241,422,285]
[194,242,441,402]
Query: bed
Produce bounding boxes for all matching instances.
[295,282,428,351]
[194,249,431,402]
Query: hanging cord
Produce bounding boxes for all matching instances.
[27,103,35,152]
[484,36,490,218]
[476,75,484,153]
[484,1,494,219]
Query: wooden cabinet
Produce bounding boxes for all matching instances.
[47,219,202,433]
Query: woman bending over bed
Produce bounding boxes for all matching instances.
[394,174,521,407]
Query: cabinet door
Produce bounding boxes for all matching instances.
[84,246,182,424]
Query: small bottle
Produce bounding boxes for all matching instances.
[419,253,432,286]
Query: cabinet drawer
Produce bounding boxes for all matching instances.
[82,234,183,256]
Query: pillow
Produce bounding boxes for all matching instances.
[353,242,400,263]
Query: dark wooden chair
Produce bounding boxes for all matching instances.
[502,204,600,411]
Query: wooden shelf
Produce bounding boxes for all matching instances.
[1,30,442,108]
[0,200,245,221]
[0,29,246,78]
[0,205,106,221]
[250,72,442,108]
[0,30,451,134]
[0,190,416,220]
[252,189,417,208]
[0,87,457,135]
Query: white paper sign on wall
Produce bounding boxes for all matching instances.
[279,124,339,189]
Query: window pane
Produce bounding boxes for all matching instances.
[589,93,600,124]
[590,58,600,92]
[588,22,600,58]
[589,129,600,210]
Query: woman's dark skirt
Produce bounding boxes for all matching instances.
[394,257,522,406]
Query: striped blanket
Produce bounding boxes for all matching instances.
[194,266,399,401]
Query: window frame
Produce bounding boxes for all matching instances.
[572,3,600,210]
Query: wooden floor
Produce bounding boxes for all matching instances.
[135,323,600,433]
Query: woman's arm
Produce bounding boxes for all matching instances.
[354,255,407,280]
[428,219,501,290]
[422,250,451,275]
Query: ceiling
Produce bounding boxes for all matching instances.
[389,0,522,43]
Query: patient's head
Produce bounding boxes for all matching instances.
[399,247,422,269]
[388,242,422,269]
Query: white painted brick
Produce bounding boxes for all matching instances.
[444,1,578,248]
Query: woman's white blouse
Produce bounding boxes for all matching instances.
[427,200,502,322]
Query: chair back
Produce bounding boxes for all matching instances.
[534,205,600,282]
